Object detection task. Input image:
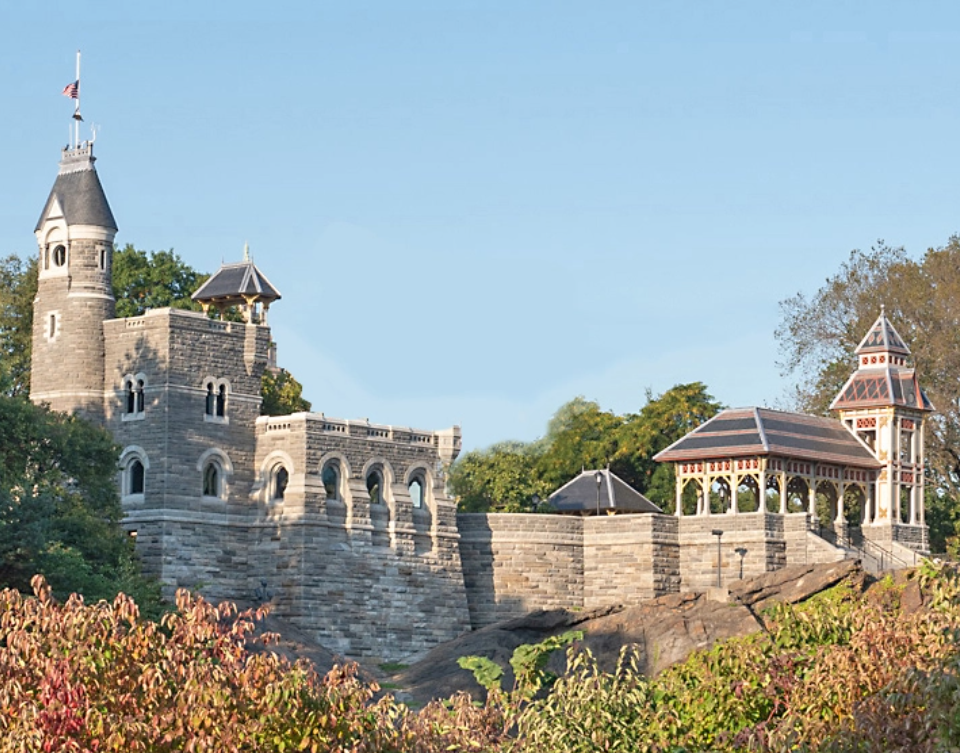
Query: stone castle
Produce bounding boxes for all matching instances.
[28,139,931,661]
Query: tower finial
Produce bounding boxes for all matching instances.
[243,242,250,262]
[881,303,886,315]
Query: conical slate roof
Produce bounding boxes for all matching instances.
[547,468,662,515]
[35,146,117,232]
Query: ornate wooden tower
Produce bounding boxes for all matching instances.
[831,309,933,549]
[30,142,118,421]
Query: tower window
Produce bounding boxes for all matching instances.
[203,461,222,498]
[122,375,146,419]
[129,460,145,495]
[99,248,107,270]
[203,379,229,422]
[271,465,289,501]
[46,313,59,342]
[53,245,66,267]
[322,460,341,501]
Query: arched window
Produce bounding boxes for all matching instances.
[52,245,66,267]
[205,382,216,416]
[272,465,289,501]
[203,461,222,498]
[217,384,227,417]
[123,375,146,418]
[408,473,425,509]
[366,468,383,505]
[129,460,145,495]
[322,461,341,501]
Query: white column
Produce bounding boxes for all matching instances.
[730,474,738,515]
[675,472,683,517]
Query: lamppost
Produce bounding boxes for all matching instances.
[712,529,723,588]
[595,471,604,516]
[734,547,747,580]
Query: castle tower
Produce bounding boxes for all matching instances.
[31,142,117,421]
[831,309,933,550]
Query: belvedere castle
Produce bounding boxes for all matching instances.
[29,139,931,661]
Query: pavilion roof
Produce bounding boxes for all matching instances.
[547,468,662,515]
[830,368,933,412]
[192,259,281,305]
[653,407,880,468]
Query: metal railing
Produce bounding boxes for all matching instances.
[812,523,915,572]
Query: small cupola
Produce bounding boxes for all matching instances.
[191,244,281,324]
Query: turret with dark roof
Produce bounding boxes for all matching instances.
[35,144,117,232]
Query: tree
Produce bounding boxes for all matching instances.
[449,442,551,513]
[111,244,208,318]
[0,254,37,397]
[776,238,960,551]
[261,366,312,415]
[0,390,160,611]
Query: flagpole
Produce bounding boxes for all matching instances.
[74,50,81,148]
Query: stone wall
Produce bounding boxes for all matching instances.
[457,514,584,629]
[583,514,679,608]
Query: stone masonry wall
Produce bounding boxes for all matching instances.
[678,513,789,591]
[457,514,585,628]
[583,514,679,608]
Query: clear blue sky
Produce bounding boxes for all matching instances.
[2,2,959,451]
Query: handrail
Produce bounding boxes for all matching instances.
[812,523,914,571]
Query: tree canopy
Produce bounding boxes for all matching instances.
[449,383,722,513]
[0,384,160,611]
[776,238,960,552]
[0,254,37,397]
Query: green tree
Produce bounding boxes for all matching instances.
[0,254,37,397]
[111,244,208,318]
[261,366,312,415]
[776,238,960,551]
[0,390,160,611]
[449,442,550,512]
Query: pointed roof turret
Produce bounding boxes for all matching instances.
[192,246,281,324]
[830,308,933,412]
[854,306,910,358]
[35,144,117,232]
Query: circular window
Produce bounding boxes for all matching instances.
[53,245,66,267]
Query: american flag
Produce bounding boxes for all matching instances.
[61,80,79,99]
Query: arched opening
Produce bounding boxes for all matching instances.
[272,466,289,501]
[409,473,425,509]
[737,475,760,513]
[126,380,136,414]
[709,478,730,514]
[129,459,145,495]
[53,245,66,267]
[216,384,226,417]
[786,477,808,513]
[205,382,216,416]
[844,485,866,527]
[366,467,383,505]
[322,461,341,501]
[203,461,221,498]
[765,475,781,513]
[816,481,839,524]
[135,379,145,413]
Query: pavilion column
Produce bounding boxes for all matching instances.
[758,470,766,514]
[675,473,683,517]
[700,472,710,516]
[730,475,738,515]
[835,481,845,524]
[909,485,917,525]
[808,481,817,521]
[779,471,787,514]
